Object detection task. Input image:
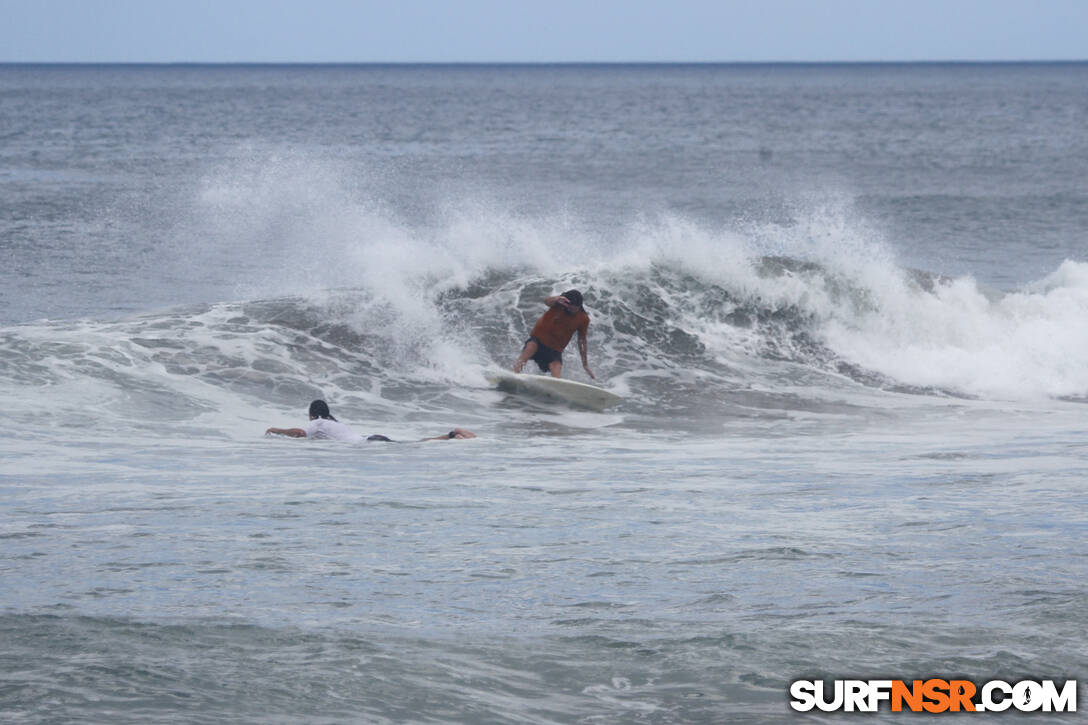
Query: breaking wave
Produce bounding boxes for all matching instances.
[4,154,1088,437]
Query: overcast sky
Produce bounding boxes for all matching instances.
[2,0,1085,63]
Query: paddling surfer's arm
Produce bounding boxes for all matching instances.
[577,327,595,379]
[266,427,306,437]
[421,427,478,441]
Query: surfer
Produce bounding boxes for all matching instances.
[265,400,477,442]
[512,289,595,379]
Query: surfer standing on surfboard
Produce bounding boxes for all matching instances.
[512,289,595,379]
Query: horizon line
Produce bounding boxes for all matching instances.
[2,59,1086,67]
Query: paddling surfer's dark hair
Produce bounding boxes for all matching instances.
[309,399,337,421]
[561,289,584,310]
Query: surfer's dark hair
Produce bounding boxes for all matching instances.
[308,399,337,421]
[562,289,584,310]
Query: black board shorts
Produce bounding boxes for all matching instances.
[525,336,562,372]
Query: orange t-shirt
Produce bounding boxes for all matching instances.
[530,305,590,352]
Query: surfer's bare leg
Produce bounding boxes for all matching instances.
[513,340,537,373]
[548,360,563,378]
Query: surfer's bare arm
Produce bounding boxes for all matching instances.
[578,328,595,379]
[544,295,568,307]
[266,427,306,438]
[422,428,477,441]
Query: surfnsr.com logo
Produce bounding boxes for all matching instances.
[789,679,1077,713]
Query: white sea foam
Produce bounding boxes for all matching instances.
[818,260,1088,399]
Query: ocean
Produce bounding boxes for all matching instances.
[1,63,1086,723]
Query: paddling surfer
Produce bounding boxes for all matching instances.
[512,289,595,379]
[265,400,476,442]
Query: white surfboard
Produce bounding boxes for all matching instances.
[488,372,622,411]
